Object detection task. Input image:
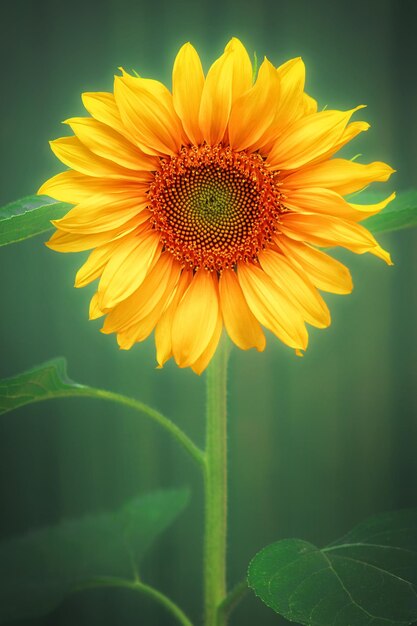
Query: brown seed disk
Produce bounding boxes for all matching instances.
[148,143,284,271]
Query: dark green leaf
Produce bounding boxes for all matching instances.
[0,358,87,415]
[248,508,417,626]
[363,190,417,234]
[0,195,69,246]
[0,488,189,623]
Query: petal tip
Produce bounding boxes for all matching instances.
[44,239,56,251]
[37,181,48,196]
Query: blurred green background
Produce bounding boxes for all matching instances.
[0,0,416,624]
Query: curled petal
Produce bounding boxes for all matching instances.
[349,192,396,220]
[282,158,395,195]
[280,212,392,264]
[282,188,396,222]
[316,120,370,164]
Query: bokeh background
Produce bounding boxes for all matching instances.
[1,0,416,624]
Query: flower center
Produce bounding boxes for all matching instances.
[148,143,284,271]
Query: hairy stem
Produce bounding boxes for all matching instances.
[203,337,231,626]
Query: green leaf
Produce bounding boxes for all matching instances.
[0,195,70,246]
[0,358,86,414]
[0,488,189,623]
[363,190,417,234]
[248,508,417,626]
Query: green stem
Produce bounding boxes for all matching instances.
[76,577,194,626]
[72,387,205,468]
[218,580,248,623]
[203,336,231,626]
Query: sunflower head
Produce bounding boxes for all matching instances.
[39,37,395,374]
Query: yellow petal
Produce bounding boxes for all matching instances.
[198,38,251,145]
[282,158,395,195]
[228,58,280,151]
[259,249,330,328]
[53,194,150,234]
[103,253,181,334]
[199,50,234,145]
[224,37,253,101]
[238,263,308,350]
[82,91,130,139]
[50,136,151,180]
[171,270,219,367]
[315,120,370,164]
[267,106,365,171]
[75,241,117,288]
[172,42,205,145]
[280,212,392,264]
[275,57,306,126]
[65,117,158,171]
[282,187,355,219]
[116,312,156,349]
[277,236,353,294]
[38,170,149,204]
[190,313,223,375]
[46,217,140,252]
[97,230,162,309]
[349,191,396,221]
[277,235,353,294]
[256,57,305,151]
[303,93,317,115]
[89,292,108,320]
[114,73,183,156]
[114,258,181,349]
[219,269,265,351]
[282,187,396,223]
[155,270,193,367]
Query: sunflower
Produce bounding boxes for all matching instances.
[39,38,394,374]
